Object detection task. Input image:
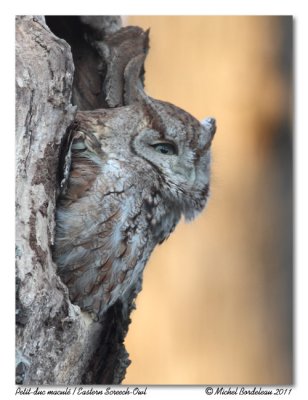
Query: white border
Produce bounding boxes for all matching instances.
[2,1,307,399]
[5,0,304,16]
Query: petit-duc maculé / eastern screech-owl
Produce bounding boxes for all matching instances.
[53,29,216,322]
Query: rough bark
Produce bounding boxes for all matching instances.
[15,15,138,385]
[45,16,122,110]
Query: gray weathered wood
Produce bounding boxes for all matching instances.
[16,15,130,385]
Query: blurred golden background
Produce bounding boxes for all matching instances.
[123,16,293,385]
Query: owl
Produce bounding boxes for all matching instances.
[53,93,216,321]
[53,24,216,320]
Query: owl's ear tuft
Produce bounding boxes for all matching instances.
[201,117,216,139]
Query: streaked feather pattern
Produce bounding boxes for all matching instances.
[54,103,216,320]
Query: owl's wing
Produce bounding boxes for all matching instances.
[57,122,105,197]
[55,126,129,319]
[56,195,135,320]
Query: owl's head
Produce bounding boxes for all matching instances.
[70,97,215,223]
[131,98,216,221]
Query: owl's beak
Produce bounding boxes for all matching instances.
[172,164,196,186]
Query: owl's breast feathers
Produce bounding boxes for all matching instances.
[54,101,214,319]
[54,128,177,319]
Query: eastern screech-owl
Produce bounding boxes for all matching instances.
[53,27,216,320]
[54,97,216,320]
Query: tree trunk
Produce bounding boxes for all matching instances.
[15,15,135,385]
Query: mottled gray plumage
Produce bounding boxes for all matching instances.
[53,25,216,320]
[54,97,215,319]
